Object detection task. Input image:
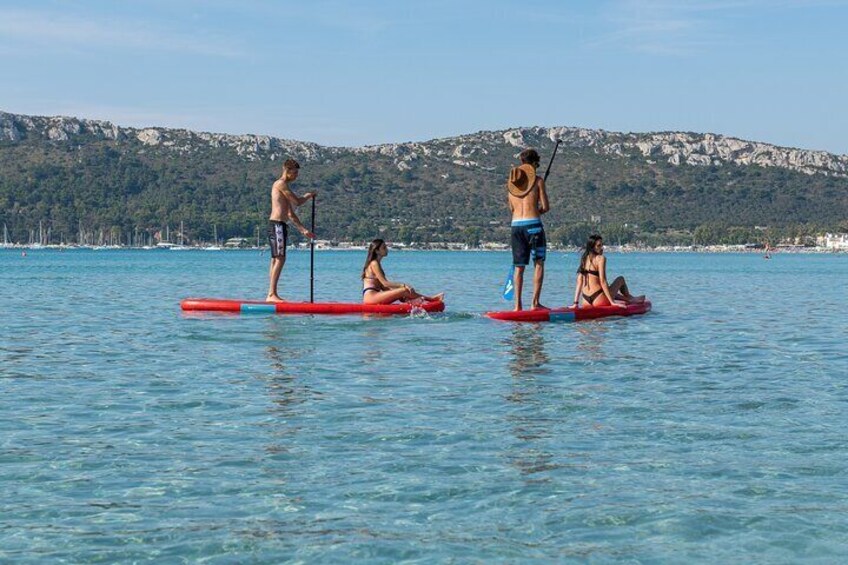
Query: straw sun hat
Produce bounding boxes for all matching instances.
[507,163,537,197]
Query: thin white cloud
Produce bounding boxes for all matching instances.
[589,0,848,56]
[0,8,242,58]
[310,1,392,35]
[587,1,723,55]
[217,0,393,35]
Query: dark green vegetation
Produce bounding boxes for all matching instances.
[1,116,846,246]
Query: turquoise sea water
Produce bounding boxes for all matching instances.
[2,249,847,562]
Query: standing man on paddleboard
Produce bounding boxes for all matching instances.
[507,149,550,311]
[267,159,316,302]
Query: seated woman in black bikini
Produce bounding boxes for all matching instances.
[571,235,645,308]
[361,239,444,305]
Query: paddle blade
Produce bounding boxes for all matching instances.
[501,266,515,301]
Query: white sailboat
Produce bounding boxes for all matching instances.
[156,224,175,248]
[170,221,191,250]
[1,223,11,248]
[30,221,45,249]
[91,227,109,250]
[205,223,222,251]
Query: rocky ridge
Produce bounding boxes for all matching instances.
[0,111,322,162]
[2,110,846,177]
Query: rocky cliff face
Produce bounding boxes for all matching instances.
[2,110,846,177]
[357,126,848,177]
[0,111,322,162]
[0,112,122,142]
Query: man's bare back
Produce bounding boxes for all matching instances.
[508,178,548,220]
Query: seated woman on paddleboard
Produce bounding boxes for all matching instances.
[361,239,444,305]
[572,235,645,308]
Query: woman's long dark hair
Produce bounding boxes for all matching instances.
[362,239,385,279]
[577,234,603,274]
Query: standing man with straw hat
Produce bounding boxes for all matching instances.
[507,148,550,311]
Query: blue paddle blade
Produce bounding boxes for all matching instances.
[502,266,515,301]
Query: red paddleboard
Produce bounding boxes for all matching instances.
[485,300,651,322]
[180,298,445,315]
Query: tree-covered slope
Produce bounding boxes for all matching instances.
[1,111,846,245]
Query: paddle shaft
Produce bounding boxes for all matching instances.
[310,197,315,303]
[543,139,562,182]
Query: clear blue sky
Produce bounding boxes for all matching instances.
[1,0,846,153]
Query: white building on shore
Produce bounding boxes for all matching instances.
[816,233,848,250]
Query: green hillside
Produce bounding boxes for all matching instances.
[1,112,846,246]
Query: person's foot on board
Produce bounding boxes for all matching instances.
[265,294,286,303]
[429,293,445,302]
[531,303,549,310]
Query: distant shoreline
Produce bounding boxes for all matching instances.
[2,244,845,254]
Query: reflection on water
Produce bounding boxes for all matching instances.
[262,319,321,408]
[359,323,384,368]
[504,324,551,379]
[502,324,552,414]
[502,324,560,481]
[261,319,321,456]
[573,322,609,362]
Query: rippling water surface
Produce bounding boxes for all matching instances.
[2,249,847,562]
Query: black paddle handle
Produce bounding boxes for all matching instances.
[543,139,562,182]
[310,197,316,303]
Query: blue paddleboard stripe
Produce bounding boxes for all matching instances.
[241,304,277,313]
[549,311,576,322]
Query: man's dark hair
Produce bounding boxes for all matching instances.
[283,159,301,171]
[519,149,540,165]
